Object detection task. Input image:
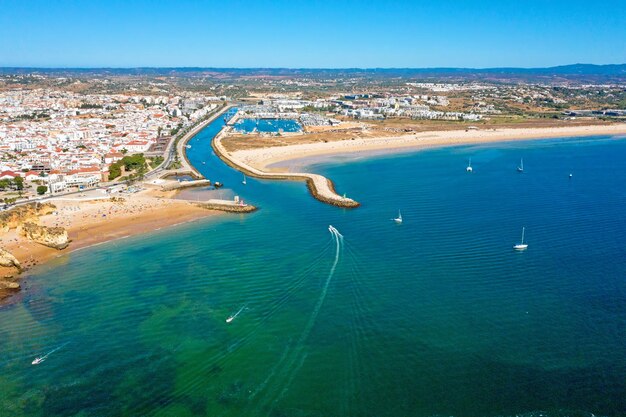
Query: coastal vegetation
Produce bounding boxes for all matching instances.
[108,154,147,180]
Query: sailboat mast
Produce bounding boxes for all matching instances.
[521,227,525,244]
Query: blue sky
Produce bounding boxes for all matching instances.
[1,0,625,68]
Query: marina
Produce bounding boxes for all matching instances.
[233,117,303,134]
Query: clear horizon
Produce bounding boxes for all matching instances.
[2,0,625,68]
[0,63,625,70]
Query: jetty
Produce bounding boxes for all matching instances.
[160,179,212,191]
[212,130,360,208]
[197,198,257,213]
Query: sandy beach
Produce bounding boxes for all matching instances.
[229,123,626,172]
[0,190,221,300]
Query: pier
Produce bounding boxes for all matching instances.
[212,130,360,209]
[197,198,257,213]
[160,179,212,191]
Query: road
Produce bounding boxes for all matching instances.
[145,104,232,180]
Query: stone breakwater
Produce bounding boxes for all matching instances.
[212,131,360,209]
[161,179,212,191]
[197,200,257,213]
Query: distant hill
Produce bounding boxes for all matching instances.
[1,64,625,82]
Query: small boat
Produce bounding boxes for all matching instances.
[466,158,473,172]
[569,173,573,178]
[214,182,223,188]
[393,210,403,224]
[242,174,247,185]
[226,306,246,323]
[513,227,528,250]
[185,144,192,149]
[202,161,206,165]
[31,342,69,365]
[517,158,524,173]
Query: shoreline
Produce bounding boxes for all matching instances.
[213,130,360,208]
[176,104,232,179]
[230,123,626,173]
[0,191,223,302]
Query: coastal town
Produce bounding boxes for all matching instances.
[0,88,225,201]
[1,68,626,299]
[0,69,625,204]
[2,1,626,415]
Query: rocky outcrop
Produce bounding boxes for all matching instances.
[0,278,20,291]
[0,248,21,296]
[0,202,56,233]
[18,222,69,250]
[0,248,21,271]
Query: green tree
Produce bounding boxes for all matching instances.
[36,185,48,195]
[13,176,24,190]
[108,163,122,180]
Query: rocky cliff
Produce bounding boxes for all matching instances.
[0,248,21,270]
[0,248,21,294]
[0,202,56,233]
[18,222,69,250]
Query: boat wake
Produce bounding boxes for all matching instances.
[31,341,70,365]
[226,305,247,323]
[262,225,344,411]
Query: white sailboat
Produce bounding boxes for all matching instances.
[466,158,473,172]
[393,210,403,224]
[242,174,247,185]
[517,158,524,173]
[513,227,528,250]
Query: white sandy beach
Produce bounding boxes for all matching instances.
[230,124,626,172]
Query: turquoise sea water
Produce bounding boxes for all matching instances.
[234,118,302,133]
[1,115,626,416]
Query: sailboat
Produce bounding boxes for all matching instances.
[393,210,403,224]
[466,158,473,172]
[242,174,247,185]
[517,158,524,173]
[513,227,528,250]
